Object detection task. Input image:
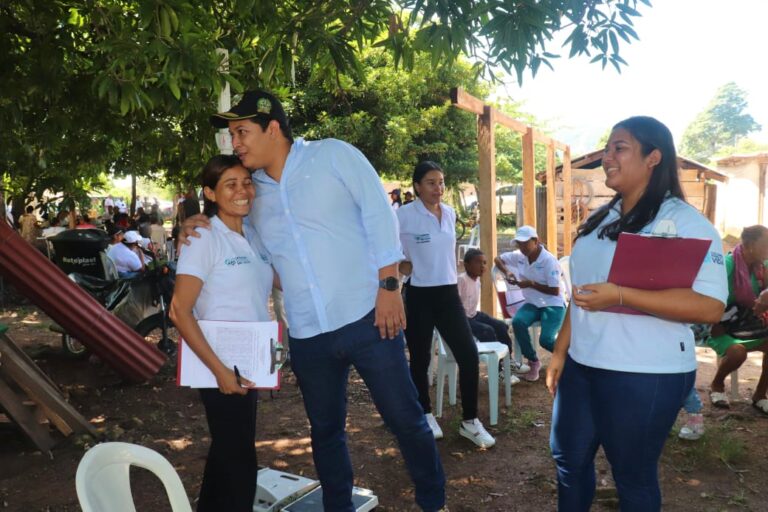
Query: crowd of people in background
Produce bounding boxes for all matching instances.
[9,193,192,275]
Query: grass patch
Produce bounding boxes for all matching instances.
[498,408,543,434]
[669,418,748,471]
[717,433,746,466]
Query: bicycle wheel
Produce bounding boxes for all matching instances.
[61,333,89,359]
[455,218,467,240]
[136,313,178,359]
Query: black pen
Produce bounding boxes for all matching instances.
[234,365,242,387]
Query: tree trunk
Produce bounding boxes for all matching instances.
[130,175,137,216]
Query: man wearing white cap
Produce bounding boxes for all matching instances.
[494,225,566,381]
[107,228,148,278]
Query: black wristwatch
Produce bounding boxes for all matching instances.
[379,276,400,291]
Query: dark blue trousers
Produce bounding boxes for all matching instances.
[289,309,446,512]
[550,355,694,511]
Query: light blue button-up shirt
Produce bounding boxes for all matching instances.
[249,137,404,339]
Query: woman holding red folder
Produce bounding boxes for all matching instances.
[545,116,728,512]
[170,155,274,512]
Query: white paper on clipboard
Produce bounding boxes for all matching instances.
[177,320,281,389]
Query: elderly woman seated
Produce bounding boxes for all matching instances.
[707,225,768,414]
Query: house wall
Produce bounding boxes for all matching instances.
[552,167,715,251]
[715,161,762,236]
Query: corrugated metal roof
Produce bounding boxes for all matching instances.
[556,149,729,183]
[0,222,166,382]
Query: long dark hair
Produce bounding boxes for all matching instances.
[412,161,443,197]
[201,154,245,217]
[575,116,685,242]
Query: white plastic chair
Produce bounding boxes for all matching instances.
[457,224,480,261]
[165,239,177,261]
[433,331,512,426]
[714,355,740,401]
[76,442,192,512]
[730,368,740,401]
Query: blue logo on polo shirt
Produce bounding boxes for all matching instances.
[415,234,431,243]
[225,256,252,266]
[710,252,724,265]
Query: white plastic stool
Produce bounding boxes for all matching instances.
[434,332,512,425]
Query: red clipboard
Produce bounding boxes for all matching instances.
[604,232,712,315]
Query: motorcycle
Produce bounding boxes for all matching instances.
[52,261,177,359]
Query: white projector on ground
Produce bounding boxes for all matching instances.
[253,467,378,512]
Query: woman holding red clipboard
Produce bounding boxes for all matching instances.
[170,155,274,512]
[546,116,728,512]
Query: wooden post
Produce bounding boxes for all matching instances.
[522,128,536,227]
[703,182,717,224]
[545,142,557,256]
[562,147,573,255]
[478,106,497,316]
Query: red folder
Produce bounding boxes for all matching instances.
[604,232,712,315]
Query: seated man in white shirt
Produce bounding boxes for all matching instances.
[494,226,566,382]
[458,248,520,384]
[106,228,146,278]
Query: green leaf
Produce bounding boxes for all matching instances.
[119,94,129,116]
[168,79,181,100]
[609,31,619,54]
[225,74,244,93]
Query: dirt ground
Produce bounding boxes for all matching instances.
[2,300,768,512]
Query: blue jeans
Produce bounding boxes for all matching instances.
[682,383,703,414]
[550,355,694,512]
[289,309,446,512]
[512,303,565,359]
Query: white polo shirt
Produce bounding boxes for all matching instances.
[176,215,273,322]
[107,243,143,273]
[499,247,565,308]
[397,199,457,286]
[568,196,728,374]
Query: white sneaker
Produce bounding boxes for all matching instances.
[499,370,521,385]
[459,418,496,448]
[511,360,531,374]
[678,413,704,441]
[425,413,443,439]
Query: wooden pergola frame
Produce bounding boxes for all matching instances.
[450,87,573,316]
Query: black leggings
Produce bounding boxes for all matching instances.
[197,388,258,512]
[405,284,479,420]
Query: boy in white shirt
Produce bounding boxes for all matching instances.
[458,248,520,384]
[458,249,514,350]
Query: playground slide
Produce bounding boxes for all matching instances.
[0,222,165,382]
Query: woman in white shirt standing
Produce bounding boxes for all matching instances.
[398,160,495,449]
[170,155,273,512]
[546,117,727,511]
